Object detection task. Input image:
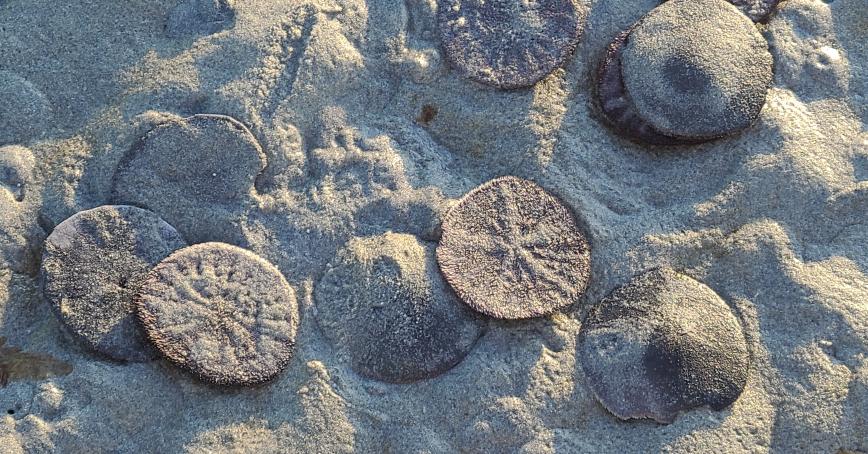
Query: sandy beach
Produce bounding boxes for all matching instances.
[1,0,866,452]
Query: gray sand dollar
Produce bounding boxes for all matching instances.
[315,232,484,383]
[437,176,591,319]
[136,242,298,386]
[578,268,750,424]
[0,71,52,146]
[40,205,187,362]
[618,0,773,141]
[112,114,266,244]
[437,0,587,89]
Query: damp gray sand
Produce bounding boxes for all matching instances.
[0,0,865,452]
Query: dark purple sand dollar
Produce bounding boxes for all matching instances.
[315,232,484,383]
[40,205,187,362]
[597,0,773,144]
[0,71,52,146]
[136,242,298,386]
[166,0,237,38]
[437,0,587,89]
[437,176,591,319]
[578,268,750,424]
[112,114,266,244]
[725,0,780,23]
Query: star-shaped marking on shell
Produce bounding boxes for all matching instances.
[437,176,591,319]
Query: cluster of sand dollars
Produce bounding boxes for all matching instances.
[38,169,750,425]
[31,0,774,425]
[439,0,777,145]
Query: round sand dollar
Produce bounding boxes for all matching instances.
[0,71,52,146]
[437,176,591,319]
[578,268,750,424]
[437,0,587,89]
[136,242,298,386]
[112,114,266,244]
[316,232,484,383]
[40,205,187,362]
[618,0,773,141]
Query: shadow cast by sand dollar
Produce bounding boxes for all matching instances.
[578,267,750,424]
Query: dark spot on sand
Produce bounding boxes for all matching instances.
[416,104,439,125]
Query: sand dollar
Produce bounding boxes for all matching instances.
[112,114,266,244]
[437,0,587,89]
[437,176,591,319]
[136,242,298,386]
[617,0,773,141]
[40,205,187,362]
[0,71,52,146]
[578,268,750,424]
[315,232,484,383]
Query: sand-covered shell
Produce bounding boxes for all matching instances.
[578,268,750,424]
[597,0,773,145]
[112,114,266,244]
[40,205,187,362]
[315,232,484,383]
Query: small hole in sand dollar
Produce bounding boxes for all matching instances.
[7,409,14,415]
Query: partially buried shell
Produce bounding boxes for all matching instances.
[315,232,484,383]
[578,268,750,424]
[40,205,187,362]
[596,0,773,145]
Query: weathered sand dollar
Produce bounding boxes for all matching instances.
[40,205,187,362]
[112,114,266,244]
[136,242,298,386]
[578,268,750,424]
[166,0,237,38]
[437,176,591,319]
[615,0,773,141]
[437,0,587,89]
[0,71,52,146]
[315,232,484,383]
